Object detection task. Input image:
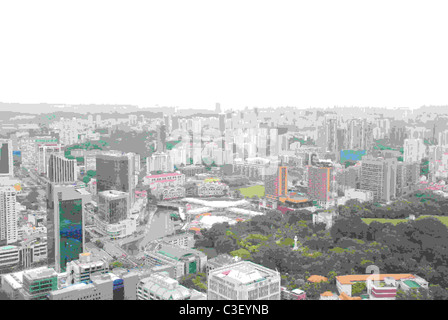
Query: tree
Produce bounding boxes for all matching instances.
[396,288,431,300]
[215,235,238,254]
[95,240,104,249]
[351,282,366,295]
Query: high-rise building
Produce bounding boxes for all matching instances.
[98,190,129,224]
[48,153,77,184]
[360,156,397,202]
[264,165,288,200]
[157,124,167,152]
[46,184,91,272]
[147,152,173,174]
[269,128,279,157]
[396,162,420,197]
[324,115,338,154]
[0,186,18,245]
[218,113,226,134]
[215,102,222,114]
[0,139,13,177]
[307,165,334,207]
[207,261,281,300]
[38,144,62,176]
[403,139,426,163]
[96,152,136,205]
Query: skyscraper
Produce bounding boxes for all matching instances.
[265,166,288,200]
[48,153,77,184]
[307,165,334,207]
[46,184,91,272]
[403,138,426,163]
[0,186,18,245]
[147,152,173,174]
[360,156,397,202]
[0,139,13,178]
[98,190,129,224]
[38,144,62,176]
[96,152,136,205]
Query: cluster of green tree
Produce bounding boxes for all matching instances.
[221,176,250,187]
[396,285,448,300]
[178,273,208,293]
[82,170,97,184]
[20,187,40,210]
[94,240,104,249]
[193,208,448,299]
[338,192,448,219]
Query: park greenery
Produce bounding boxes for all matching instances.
[193,194,448,299]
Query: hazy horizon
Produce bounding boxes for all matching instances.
[1,0,448,112]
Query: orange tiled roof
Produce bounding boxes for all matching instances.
[320,291,333,297]
[339,292,362,300]
[336,274,415,285]
[308,275,328,283]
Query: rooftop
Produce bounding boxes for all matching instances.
[336,274,415,285]
[307,275,328,283]
[212,261,277,285]
[23,267,57,281]
[146,172,183,179]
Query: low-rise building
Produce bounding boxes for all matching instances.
[0,245,20,272]
[65,252,108,285]
[50,272,126,300]
[207,261,281,300]
[143,173,186,200]
[21,266,58,300]
[336,274,427,300]
[281,287,306,300]
[144,243,207,280]
[137,272,193,300]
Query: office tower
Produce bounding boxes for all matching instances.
[171,116,179,131]
[269,128,279,157]
[219,113,226,133]
[192,119,202,165]
[0,139,13,177]
[324,115,338,154]
[404,139,426,163]
[215,102,222,114]
[438,130,448,146]
[48,153,77,184]
[265,166,288,200]
[95,114,101,123]
[38,144,62,176]
[46,184,91,272]
[396,162,420,197]
[96,152,136,205]
[0,186,18,245]
[147,152,173,173]
[360,156,397,202]
[348,119,374,152]
[208,261,281,300]
[389,126,407,145]
[257,128,268,158]
[98,190,129,224]
[307,165,334,207]
[156,124,167,152]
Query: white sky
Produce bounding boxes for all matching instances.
[0,0,447,110]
